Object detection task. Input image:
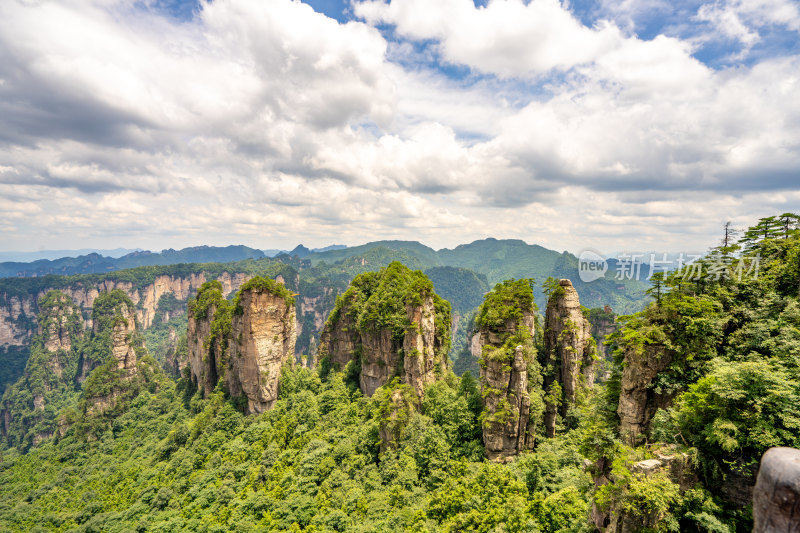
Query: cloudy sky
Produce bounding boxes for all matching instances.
[0,0,798,254]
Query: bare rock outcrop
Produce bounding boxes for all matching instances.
[109,303,137,373]
[317,262,450,398]
[617,344,674,444]
[40,293,82,354]
[81,290,147,419]
[226,283,297,414]
[475,279,540,460]
[753,447,800,533]
[187,297,221,396]
[0,271,253,356]
[187,277,297,414]
[543,279,597,437]
[590,305,616,362]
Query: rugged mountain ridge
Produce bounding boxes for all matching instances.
[0,245,266,278]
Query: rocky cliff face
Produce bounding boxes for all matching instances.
[617,344,674,443]
[226,285,297,414]
[0,271,251,355]
[317,262,450,398]
[590,306,616,362]
[318,293,361,373]
[591,446,697,532]
[0,296,34,348]
[187,298,221,396]
[82,290,148,420]
[2,289,147,447]
[38,292,83,377]
[753,447,800,532]
[13,292,85,420]
[475,279,540,460]
[543,279,597,437]
[109,303,138,374]
[481,345,536,460]
[187,277,297,414]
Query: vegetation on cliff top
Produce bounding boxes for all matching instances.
[1,215,799,531]
[325,261,451,349]
[235,276,296,309]
[477,278,537,331]
[1,290,159,450]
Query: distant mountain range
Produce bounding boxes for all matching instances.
[0,244,348,278]
[0,239,650,313]
[0,248,141,262]
[303,239,649,313]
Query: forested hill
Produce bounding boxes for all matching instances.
[306,238,648,314]
[1,238,649,316]
[0,214,798,532]
[0,239,649,401]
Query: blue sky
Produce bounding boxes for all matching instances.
[0,0,798,253]
[151,0,800,69]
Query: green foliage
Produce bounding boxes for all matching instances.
[424,266,489,314]
[652,359,800,481]
[321,262,451,380]
[598,215,800,530]
[0,366,599,532]
[477,278,537,331]
[188,280,226,320]
[235,275,296,309]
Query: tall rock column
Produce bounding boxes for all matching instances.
[226,281,297,414]
[476,279,541,460]
[110,303,138,374]
[543,279,597,437]
[187,281,225,396]
[187,277,297,414]
[317,262,451,398]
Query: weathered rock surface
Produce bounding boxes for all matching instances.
[617,344,674,443]
[753,447,800,533]
[226,286,297,414]
[0,296,35,347]
[36,292,83,383]
[40,295,82,353]
[475,279,539,460]
[543,279,596,436]
[187,278,297,414]
[592,446,697,532]
[354,297,445,397]
[591,305,616,363]
[82,291,147,419]
[481,345,535,460]
[110,303,137,373]
[318,292,361,374]
[317,263,450,398]
[163,328,183,377]
[187,300,221,396]
[0,271,251,354]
